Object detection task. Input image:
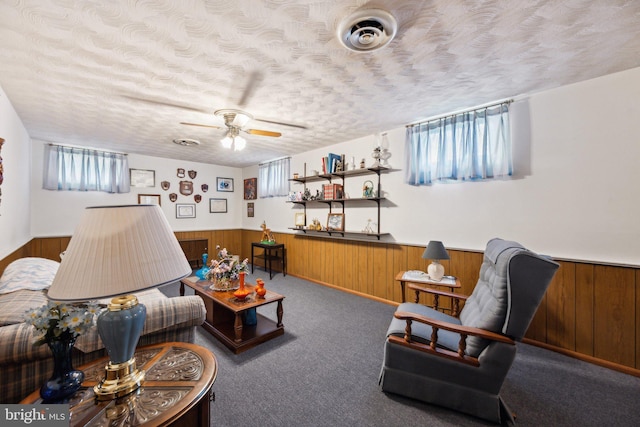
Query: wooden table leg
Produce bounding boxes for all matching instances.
[234,313,243,342]
[251,244,255,274]
[276,300,283,327]
[180,282,185,296]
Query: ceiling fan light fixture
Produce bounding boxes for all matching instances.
[234,135,246,151]
[220,135,233,149]
[337,9,397,52]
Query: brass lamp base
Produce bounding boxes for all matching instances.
[94,357,145,400]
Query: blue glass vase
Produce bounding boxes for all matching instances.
[40,337,84,403]
[195,253,210,280]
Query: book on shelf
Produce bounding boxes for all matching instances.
[322,183,343,200]
[321,153,346,174]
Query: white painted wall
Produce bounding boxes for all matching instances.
[0,86,31,259]
[4,67,639,266]
[30,143,243,236]
[244,67,640,266]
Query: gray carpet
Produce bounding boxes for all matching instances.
[161,272,640,426]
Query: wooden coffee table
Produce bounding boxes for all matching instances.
[180,277,284,354]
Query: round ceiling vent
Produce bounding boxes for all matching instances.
[337,9,398,52]
[173,138,200,146]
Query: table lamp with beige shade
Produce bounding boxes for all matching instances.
[47,204,191,400]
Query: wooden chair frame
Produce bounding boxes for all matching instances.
[389,285,515,367]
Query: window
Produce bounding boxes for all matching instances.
[43,144,130,193]
[405,102,512,185]
[258,157,290,197]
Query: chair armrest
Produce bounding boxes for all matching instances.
[407,283,468,316]
[390,310,515,367]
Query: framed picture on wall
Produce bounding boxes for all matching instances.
[247,202,254,217]
[137,194,161,206]
[294,212,305,228]
[244,178,257,200]
[216,177,234,192]
[209,198,227,213]
[130,169,155,187]
[176,203,195,218]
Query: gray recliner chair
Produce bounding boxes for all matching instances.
[379,238,559,424]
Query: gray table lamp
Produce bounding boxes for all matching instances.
[422,240,450,281]
[47,205,191,400]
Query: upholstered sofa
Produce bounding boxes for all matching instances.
[0,257,206,403]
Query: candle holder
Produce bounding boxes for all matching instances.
[371,146,382,168]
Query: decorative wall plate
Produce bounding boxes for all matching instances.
[188,170,197,179]
[179,181,193,196]
[177,168,185,178]
[194,194,202,203]
[161,181,170,190]
[201,184,208,192]
[169,193,178,202]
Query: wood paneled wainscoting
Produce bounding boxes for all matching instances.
[243,230,640,377]
[4,231,639,377]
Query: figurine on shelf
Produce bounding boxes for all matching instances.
[260,221,275,243]
[363,219,377,234]
[302,188,311,200]
[308,218,322,231]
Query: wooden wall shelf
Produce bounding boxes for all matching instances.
[288,166,390,240]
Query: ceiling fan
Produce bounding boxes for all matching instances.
[124,72,307,150]
[180,109,284,151]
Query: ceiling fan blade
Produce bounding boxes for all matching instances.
[180,122,222,129]
[246,129,282,137]
[237,71,263,108]
[122,95,210,114]
[253,117,308,130]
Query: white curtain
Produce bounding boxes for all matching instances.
[43,144,130,193]
[258,157,290,197]
[405,103,512,185]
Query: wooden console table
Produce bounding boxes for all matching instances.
[21,342,217,427]
[251,242,287,279]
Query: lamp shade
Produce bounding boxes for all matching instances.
[422,241,450,261]
[48,205,191,301]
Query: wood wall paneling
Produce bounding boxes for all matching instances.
[6,231,640,376]
[575,263,595,356]
[593,266,636,367]
[546,262,577,350]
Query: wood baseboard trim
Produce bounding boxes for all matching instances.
[286,273,399,308]
[522,338,640,378]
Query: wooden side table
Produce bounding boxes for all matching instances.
[395,271,461,314]
[251,242,286,279]
[21,342,217,427]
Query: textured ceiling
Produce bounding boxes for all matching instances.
[1,0,640,168]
